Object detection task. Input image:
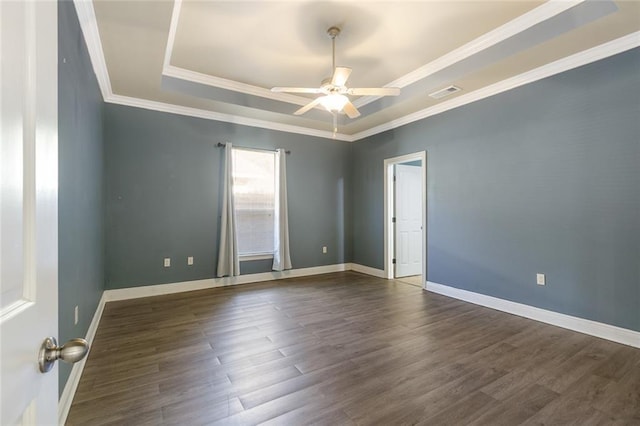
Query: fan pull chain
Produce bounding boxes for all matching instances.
[332,112,338,138]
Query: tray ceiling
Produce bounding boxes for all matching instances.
[84,0,640,141]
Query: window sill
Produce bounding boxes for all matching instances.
[239,254,274,262]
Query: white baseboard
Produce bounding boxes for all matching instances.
[58,293,107,425]
[426,281,640,349]
[60,267,638,426]
[58,263,360,423]
[104,263,352,302]
[349,263,386,278]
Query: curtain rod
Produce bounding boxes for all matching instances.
[217,142,290,155]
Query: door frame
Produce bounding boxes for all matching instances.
[383,151,427,288]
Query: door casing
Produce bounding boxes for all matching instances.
[383,151,427,287]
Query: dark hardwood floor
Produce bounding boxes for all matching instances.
[66,272,640,425]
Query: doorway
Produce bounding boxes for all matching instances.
[384,152,426,288]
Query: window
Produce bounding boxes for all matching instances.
[232,148,276,257]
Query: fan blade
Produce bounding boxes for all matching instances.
[294,97,323,115]
[331,67,352,87]
[271,87,322,94]
[342,100,361,119]
[347,87,401,96]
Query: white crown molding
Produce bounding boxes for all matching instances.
[353,0,584,108]
[109,31,640,142]
[72,0,112,99]
[58,293,107,426]
[426,281,640,349]
[163,65,313,107]
[73,0,639,143]
[161,1,314,108]
[105,94,353,142]
[161,0,584,111]
[163,0,182,69]
[390,0,585,88]
[350,31,640,141]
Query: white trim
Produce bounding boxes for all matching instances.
[53,267,639,424]
[383,152,427,284]
[349,263,386,278]
[160,0,583,112]
[0,300,34,324]
[164,65,313,107]
[72,0,112,100]
[161,2,312,108]
[162,0,182,69]
[351,31,640,141]
[104,94,352,142]
[426,281,640,349]
[74,0,640,144]
[73,0,640,143]
[103,264,389,304]
[56,262,383,423]
[58,293,107,426]
[239,254,274,261]
[353,0,584,108]
[162,0,309,105]
[106,32,640,143]
[103,263,352,302]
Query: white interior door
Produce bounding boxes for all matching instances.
[1,1,59,424]
[394,164,422,278]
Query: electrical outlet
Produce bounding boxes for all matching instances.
[187,256,194,266]
[536,273,546,286]
[164,258,171,267]
[322,246,327,254]
[74,306,79,325]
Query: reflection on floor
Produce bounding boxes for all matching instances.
[396,274,423,287]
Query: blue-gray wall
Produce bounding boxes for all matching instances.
[58,0,105,394]
[59,0,639,389]
[352,48,640,332]
[103,105,352,289]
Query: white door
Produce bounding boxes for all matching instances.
[394,164,422,277]
[1,1,59,424]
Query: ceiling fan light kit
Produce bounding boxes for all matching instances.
[320,94,349,112]
[271,26,401,132]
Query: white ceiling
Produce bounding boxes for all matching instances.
[82,0,640,141]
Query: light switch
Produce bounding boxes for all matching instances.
[536,273,545,286]
[164,258,171,267]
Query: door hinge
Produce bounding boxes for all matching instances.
[393,175,396,182]
[392,258,396,264]
[392,217,396,223]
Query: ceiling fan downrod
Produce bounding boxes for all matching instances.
[327,26,340,72]
[269,24,400,129]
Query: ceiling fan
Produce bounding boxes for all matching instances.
[271,26,400,133]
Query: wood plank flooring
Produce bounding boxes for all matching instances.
[395,275,422,288]
[66,272,640,425]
